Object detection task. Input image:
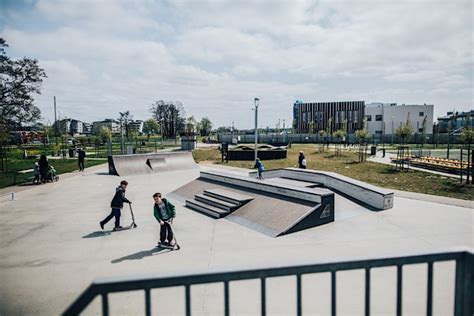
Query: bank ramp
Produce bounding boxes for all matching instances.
[170,170,335,237]
[108,151,197,176]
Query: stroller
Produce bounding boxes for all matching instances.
[46,165,59,182]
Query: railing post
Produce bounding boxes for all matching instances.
[101,293,109,316]
[331,271,336,316]
[396,265,402,316]
[365,268,370,316]
[185,285,191,316]
[455,253,473,316]
[224,281,230,316]
[426,262,433,316]
[296,274,302,316]
[144,288,151,316]
[260,278,266,316]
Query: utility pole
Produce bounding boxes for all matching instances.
[54,96,58,145]
[254,98,260,163]
[231,121,234,144]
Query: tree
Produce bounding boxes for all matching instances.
[0,38,47,133]
[355,128,369,143]
[150,100,186,138]
[198,117,213,136]
[461,113,473,146]
[395,114,414,145]
[143,118,160,135]
[97,126,112,144]
[420,115,428,147]
[184,116,197,136]
[332,129,345,156]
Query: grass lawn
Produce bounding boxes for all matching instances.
[0,158,107,189]
[192,144,474,201]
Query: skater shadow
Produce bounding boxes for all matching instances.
[82,231,111,238]
[111,247,168,264]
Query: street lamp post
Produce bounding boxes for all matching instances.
[391,116,394,146]
[254,98,260,163]
[231,121,234,144]
[160,118,164,148]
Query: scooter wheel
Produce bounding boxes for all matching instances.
[133,224,137,228]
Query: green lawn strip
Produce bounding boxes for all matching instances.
[192,145,473,201]
[0,159,107,189]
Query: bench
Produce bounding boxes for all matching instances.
[14,169,35,184]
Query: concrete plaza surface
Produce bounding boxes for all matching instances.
[0,163,472,315]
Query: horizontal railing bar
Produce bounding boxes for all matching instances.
[90,252,465,293]
[63,251,471,315]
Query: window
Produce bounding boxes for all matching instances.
[366,115,372,121]
[375,130,383,134]
[376,115,383,121]
[419,112,424,117]
[419,128,423,132]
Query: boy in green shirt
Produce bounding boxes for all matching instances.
[153,192,176,247]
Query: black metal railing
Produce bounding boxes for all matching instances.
[63,250,472,316]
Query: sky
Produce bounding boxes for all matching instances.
[0,0,472,129]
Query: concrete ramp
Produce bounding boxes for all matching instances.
[170,171,335,237]
[108,151,197,176]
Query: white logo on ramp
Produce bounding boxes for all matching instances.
[320,205,331,219]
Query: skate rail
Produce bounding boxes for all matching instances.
[250,168,394,210]
[63,250,473,316]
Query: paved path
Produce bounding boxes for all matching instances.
[0,164,472,315]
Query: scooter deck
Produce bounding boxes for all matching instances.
[156,243,180,250]
[112,223,137,232]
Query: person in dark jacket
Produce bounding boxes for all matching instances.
[38,155,49,183]
[255,158,264,179]
[298,151,307,169]
[153,192,176,246]
[77,148,86,172]
[100,180,131,230]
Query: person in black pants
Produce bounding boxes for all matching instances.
[153,192,176,246]
[100,180,131,230]
[77,148,86,171]
[38,154,49,183]
[298,151,307,169]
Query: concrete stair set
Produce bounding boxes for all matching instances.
[185,188,253,218]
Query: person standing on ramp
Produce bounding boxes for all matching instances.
[100,180,132,230]
[153,193,176,247]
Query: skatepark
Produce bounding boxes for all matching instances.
[0,151,472,315]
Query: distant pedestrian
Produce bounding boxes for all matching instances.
[77,148,86,172]
[33,162,40,184]
[100,180,132,230]
[298,151,307,169]
[255,158,264,179]
[38,154,49,183]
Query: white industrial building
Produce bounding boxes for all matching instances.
[365,103,434,136]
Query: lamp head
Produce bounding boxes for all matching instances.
[254,98,260,107]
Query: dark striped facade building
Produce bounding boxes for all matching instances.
[293,101,365,134]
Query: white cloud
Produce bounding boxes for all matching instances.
[0,0,471,128]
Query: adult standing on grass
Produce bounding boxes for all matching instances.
[298,151,307,169]
[77,148,86,172]
[38,154,49,183]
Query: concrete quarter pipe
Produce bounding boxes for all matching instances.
[108,151,197,176]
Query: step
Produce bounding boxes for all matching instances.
[195,194,239,212]
[203,188,254,206]
[185,199,230,219]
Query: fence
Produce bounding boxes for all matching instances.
[218,133,469,146]
[63,250,472,316]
